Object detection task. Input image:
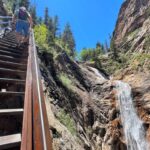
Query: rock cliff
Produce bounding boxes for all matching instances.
[114,0,150,53]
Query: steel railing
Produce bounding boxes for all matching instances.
[21,30,53,150]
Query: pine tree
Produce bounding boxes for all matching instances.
[37,17,43,24]
[44,7,49,26]
[30,5,37,25]
[96,42,103,55]
[110,37,118,60]
[47,17,54,45]
[62,23,76,57]
[52,15,59,38]
[104,40,109,53]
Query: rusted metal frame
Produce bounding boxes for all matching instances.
[21,33,32,150]
[31,30,52,150]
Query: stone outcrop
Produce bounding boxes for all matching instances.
[113,0,150,53]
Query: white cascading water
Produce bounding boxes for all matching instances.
[88,67,106,80]
[115,81,149,150]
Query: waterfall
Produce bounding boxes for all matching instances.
[88,67,106,80]
[115,81,149,150]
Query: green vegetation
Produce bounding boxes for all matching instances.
[33,7,76,58]
[62,23,76,58]
[127,28,140,40]
[146,7,150,17]
[57,109,76,135]
[110,37,118,60]
[143,36,150,50]
[79,42,104,61]
[99,55,124,74]
[3,0,15,13]
[4,0,30,13]
[129,53,150,70]
[58,73,74,89]
[34,24,49,51]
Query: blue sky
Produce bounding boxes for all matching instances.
[30,0,123,52]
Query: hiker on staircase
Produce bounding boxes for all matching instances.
[12,6,32,47]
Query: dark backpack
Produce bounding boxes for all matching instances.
[18,9,28,20]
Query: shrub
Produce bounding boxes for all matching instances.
[34,24,49,51]
[57,109,76,135]
[58,73,74,89]
[129,53,150,70]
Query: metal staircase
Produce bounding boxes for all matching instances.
[0,30,52,150]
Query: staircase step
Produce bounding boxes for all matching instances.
[0,97,24,109]
[0,45,28,55]
[0,49,27,58]
[0,78,25,84]
[0,68,26,79]
[0,40,17,47]
[0,134,21,149]
[0,46,26,55]
[0,42,19,49]
[0,38,17,44]
[0,109,23,116]
[0,54,27,64]
[0,114,23,136]
[0,42,26,51]
[0,91,24,96]
[4,37,17,41]
[0,78,25,93]
[0,60,27,70]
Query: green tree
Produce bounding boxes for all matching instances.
[80,48,94,61]
[52,15,59,38]
[47,17,55,45]
[34,24,49,50]
[95,42,103,55]
[44,7,49,26]
[37,17,43,24]
[110,37,118,60]
[104,40,109,52]
[62,23,76,58]
[30,5,37,26]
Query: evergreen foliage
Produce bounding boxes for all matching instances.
[80,42,104,61]
[29,5,37,25]
[52,16,59,38]
[62,23,76,58]
[44,7,49,26]
[110,36,118,60]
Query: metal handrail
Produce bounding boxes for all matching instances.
[21,30,53,150]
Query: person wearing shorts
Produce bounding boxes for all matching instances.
[12,6,32,46]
